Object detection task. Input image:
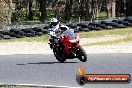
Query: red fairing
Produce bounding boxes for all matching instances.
[59,34,80,54]
[75,44,80,48]
[59,37,73,54]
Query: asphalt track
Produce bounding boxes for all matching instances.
[0,53,131,88]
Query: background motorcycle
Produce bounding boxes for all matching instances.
[49,29,87,62]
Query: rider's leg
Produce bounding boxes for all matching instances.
[53,39,58,44]
[59,41,64,50]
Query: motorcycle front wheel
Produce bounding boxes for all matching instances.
[76,46,87,62]
[53,48,66,62]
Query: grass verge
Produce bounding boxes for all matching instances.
[0,35,49,42]
[0,28,132,42]
[79,28,132,38]
[83,35,132,46]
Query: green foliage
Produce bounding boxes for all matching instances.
[12,9,27,22]
[9,0,130,24]
[98,12,107,19]
[33,9,40,21]
[46,10,54,21]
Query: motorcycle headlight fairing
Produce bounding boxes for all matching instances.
[69,39,77,43]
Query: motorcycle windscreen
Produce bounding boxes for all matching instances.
[63,29,76,39]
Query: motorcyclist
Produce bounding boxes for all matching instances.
[48,17,69,45]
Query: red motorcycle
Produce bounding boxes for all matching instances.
[49,29,87,62]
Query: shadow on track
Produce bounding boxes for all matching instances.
[17,61,79,65]
[28,61,79,65]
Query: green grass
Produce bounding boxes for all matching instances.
[79,28,132,38]
[0,35,49,42]
[83,35,132,46]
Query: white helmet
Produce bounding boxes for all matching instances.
[50,17,58,22]
[50,17,59,26]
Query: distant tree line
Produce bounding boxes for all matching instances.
[1,0,132,26]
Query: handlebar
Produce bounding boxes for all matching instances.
[51,35,60,39]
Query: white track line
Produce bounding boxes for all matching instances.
[0,83,82,88]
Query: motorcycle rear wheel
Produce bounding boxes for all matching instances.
[77,46,87,62]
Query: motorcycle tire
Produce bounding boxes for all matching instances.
[76,75,86,85]
[53,48,66,63]
[77,46,87,62]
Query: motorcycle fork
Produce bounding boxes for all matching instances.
[69,45,79,57]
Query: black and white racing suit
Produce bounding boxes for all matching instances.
[48,23,69,45]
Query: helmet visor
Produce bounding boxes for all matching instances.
[51,22,58,26]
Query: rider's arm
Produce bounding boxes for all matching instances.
[48,24,54,36]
